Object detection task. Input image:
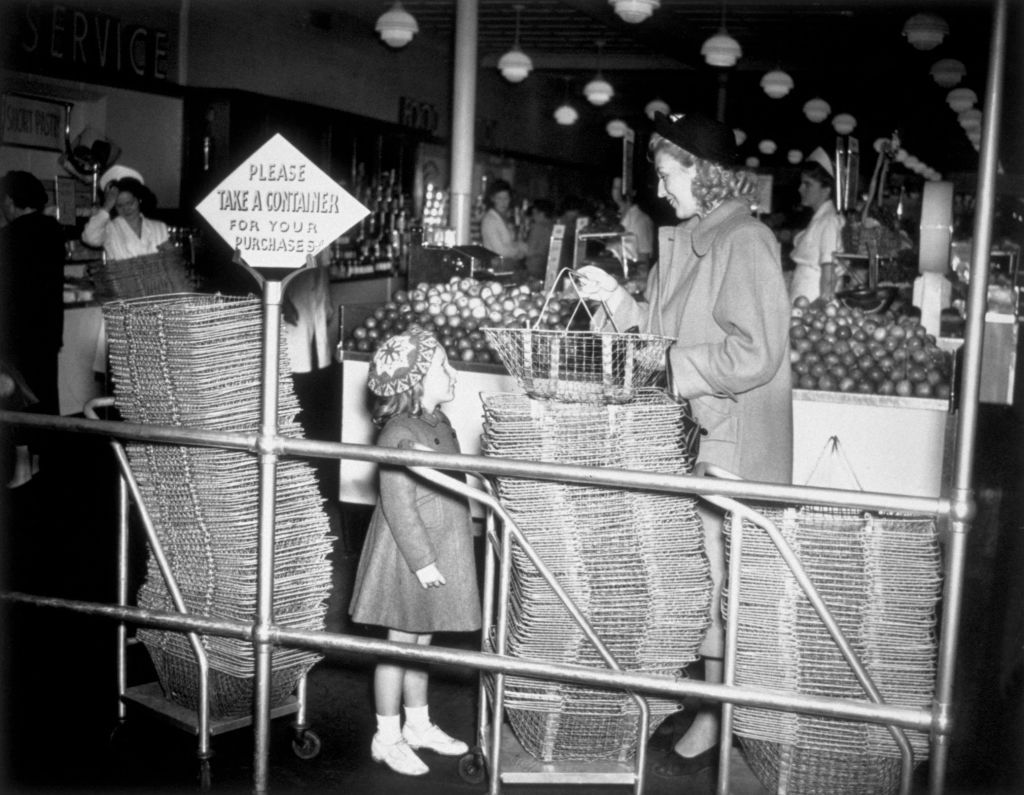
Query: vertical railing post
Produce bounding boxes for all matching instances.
[930,2,1008,793]
[253,278,283,793]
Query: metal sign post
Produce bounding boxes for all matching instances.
[197,133,367,792]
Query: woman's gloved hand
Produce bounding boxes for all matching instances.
[574,265,622,302]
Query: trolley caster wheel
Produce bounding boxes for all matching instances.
[291,729,322,760]
[457,747,488,785]
[198,759,212,791]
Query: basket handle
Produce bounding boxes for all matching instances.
[805,435,864,491]
[534,267,620,333]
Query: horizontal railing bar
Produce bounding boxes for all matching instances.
[1,409,946,515]
[3,591,935,734]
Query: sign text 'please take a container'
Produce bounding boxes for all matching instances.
[197,133,368,270]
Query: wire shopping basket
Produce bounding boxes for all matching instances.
[483,269,673,404]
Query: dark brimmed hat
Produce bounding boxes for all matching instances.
[652,111,741,168]
[368,326,440,397]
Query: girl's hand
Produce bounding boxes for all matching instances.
[574,265,620,301]
[415,563,446,589]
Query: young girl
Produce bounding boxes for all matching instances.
[349,326,481,776]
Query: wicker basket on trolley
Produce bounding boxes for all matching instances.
[103,293,334,719]
[723,506,941,794]
[481,389,710,761]
[89,248,195,303]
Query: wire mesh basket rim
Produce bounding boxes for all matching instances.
[482,326,675,345]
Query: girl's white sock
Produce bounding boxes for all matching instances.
[376,713,402,743]
[404,704,431,731]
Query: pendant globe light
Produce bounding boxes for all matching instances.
[606,119,629,138]
[787,149,803,165]
[947,87,977,113]
[498,5,533,83]
[803,97,831,123]
[958,108,982,131]
[612,0,660,24]
[375,1,418,48]
[553,77,579,126]
[930,59,966,88]
[644,98,670,120]
[745,156,760,168]
[760,69,794,99]
[733,128,746,146]
[902,13,948,51]
[832,113,857,135]
[758,139,777,155]
[584,41,614,106]
[702,2,741,67]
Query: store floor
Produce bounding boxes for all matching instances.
[2,384,1023,794]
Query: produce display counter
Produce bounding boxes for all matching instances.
[58,303,105,415]
[338,353,954,504]
[792,388,953,499]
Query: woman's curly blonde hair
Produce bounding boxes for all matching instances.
[649,133,758,214]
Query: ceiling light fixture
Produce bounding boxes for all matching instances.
[644,98,670,120]
[498,5,533,83]
[930,59,966,88]
[606,119,629,138]
[554,77,579,126]
[787,149,803,165]
[832,113,857,135]
[758,139,777,155]
[902,13,948,51]
[733,128,746,146]
[702,2,741,67]
[803,97,831,123]
[745,156,760,168]
[947,87,977,113]
[584,41,614,106]
[375,1,418,48]
[612,0,660,24]
[958,108,982,131]
[760,69,794,99]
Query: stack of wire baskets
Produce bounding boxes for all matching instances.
[724,506,941,794]
[103,293,334,718]
[480,388,710,761]
[89,248,195,303]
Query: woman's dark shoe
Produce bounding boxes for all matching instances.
[648,710,696,753]
[651,744,719,778]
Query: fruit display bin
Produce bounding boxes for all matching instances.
[792,388,954,499]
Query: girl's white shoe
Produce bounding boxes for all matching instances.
[371,734,429,776]
[402,722,469,756]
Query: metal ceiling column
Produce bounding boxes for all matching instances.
[450,0,478,245]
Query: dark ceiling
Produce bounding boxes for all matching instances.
[343,1,1021,179]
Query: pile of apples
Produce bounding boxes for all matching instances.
[789,296,953,399]
[342,276,580,364]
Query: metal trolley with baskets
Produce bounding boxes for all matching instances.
[86,292,334,787]
[445,292,706,792]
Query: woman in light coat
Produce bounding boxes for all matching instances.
[578,111,792,779]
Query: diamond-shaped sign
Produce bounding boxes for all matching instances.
[196,133,368,270]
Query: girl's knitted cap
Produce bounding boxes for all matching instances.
[368,326,440,397]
